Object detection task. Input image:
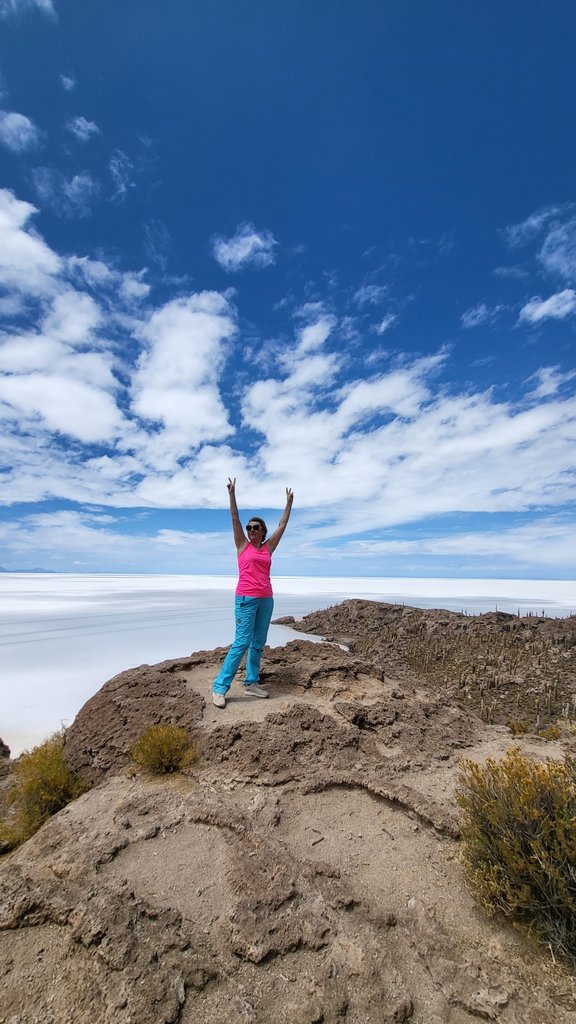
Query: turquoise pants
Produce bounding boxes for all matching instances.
[212,595,274,694]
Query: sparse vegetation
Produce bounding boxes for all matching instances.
[130,723,197,774]
[557,717,576,737]
[0,733,90,851]
[458,748,576,959]
[297,600,576,729]
[507,720,528,735]
[538,724,561,741]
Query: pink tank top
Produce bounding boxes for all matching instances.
[236,543,273,598]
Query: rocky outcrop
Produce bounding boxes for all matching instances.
[2,607,576,1023]
[63,654,212,783]
[0,738,9,780]
[293,600,576,728]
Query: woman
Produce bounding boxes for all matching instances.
[212,478,294,708]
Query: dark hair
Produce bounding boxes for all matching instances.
[247,516,267,540]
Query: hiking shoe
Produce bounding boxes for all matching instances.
[243,684,269,699]
[212,692,226,708]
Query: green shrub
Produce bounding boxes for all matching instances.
[0,733,89,851]
[458,748,576,959]
[130,723,196,774]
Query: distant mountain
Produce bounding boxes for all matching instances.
[0,567,55,573]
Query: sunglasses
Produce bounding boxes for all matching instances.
[246,524,261,532]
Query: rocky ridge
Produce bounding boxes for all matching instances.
[291,600,576,729]
[1,601,576,1023]
[0,739,10,781]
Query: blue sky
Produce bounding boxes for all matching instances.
[0,0,575,577]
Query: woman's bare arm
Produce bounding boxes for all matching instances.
[266,488,294,554]
[227,478,248,552]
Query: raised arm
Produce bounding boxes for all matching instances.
[227,478,248,552]
[266,487,294,554]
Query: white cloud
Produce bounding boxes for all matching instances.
[60,73,76,92]
[0,294,27,318]
[493,265,528,280]
[66,255,114,287]
[294,316,335,356]
[1,184,575,581]
[335,358,438,426]
[354,283,388,307]
[0,509,235,574]
[212,222,277,272]
[129,292,237,466]
[460,302,503,328]
[0,110,41,152]
[519,289,576,323]
[66,255,149,304]
[0,373,123,443]
[505,206,564,248]
[31,167,99,218]
[41,290,103,344]
[539,217,576,283]
[0,188,60,295]
[120,272,150,303]
[375,314,398,335]
[0,0,55,17]
[109,150,135,200]
[526,366,576,399]
[338,518,576,571]
[65,116,100,143]
[295,301,326,319]
[506,208,576,284]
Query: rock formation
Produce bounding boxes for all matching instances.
[0,738,10,781]
[1,602,576,1023]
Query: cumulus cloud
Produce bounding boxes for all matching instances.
[65,116,100,143]
[130,293,236,466]
[31,167,99,218]
[0,373,123,443]
[212,222,277,272]
[0,188,60,295]
[1,184,575,581]
[120,272,150,303]
[0,110,41,152]
[41,290,103,344]
[519,289,576,324]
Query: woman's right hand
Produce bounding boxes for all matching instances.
[227,477,236,495]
